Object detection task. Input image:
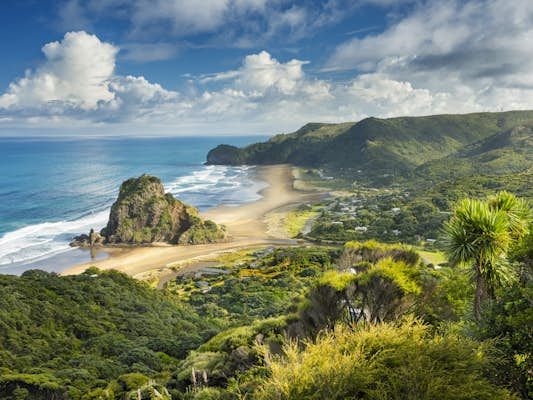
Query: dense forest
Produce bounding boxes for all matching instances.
[0,190,531,399]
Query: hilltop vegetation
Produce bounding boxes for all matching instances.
[415,125,533,187]
[0,268,220,399]
[256,321,514,400]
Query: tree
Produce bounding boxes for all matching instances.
[487,191,531,241]
[445,192,530,320]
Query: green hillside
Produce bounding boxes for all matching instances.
[206,110,533,176]
[416,125,533,181]
[0,269,220,398]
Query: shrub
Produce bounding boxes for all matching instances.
[254,319,518,400]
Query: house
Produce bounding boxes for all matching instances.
[354,226,367,232]
[253,247,275,257]
[197,267,231,277]
[391,207,401,213]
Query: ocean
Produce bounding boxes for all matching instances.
[0,135,268,275]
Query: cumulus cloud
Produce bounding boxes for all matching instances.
[194,51,334,126]
[0,32,181,123]
[4,3,533,137]
[130,0,233,36]
[0,30,500,134]
[0,32,117,110]
[0,33,339,132]
[204,51,317,96]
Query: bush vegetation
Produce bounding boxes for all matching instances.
[0,192,530,399]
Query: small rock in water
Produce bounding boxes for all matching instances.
[70,228,104,247]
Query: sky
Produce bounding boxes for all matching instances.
[1,0,533,136]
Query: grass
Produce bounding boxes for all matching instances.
[238,269,280,278]
[283,209,320,237]
[210,248,265,264]
[417,249,447,265]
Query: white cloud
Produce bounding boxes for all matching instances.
[120,43,179,62]
[0,30,502,134]
[131,0,231,36]
[322,0,533,117]
[329,0,533,86]
[0,34,337,132]
[0,31,117,110]
[238,51,307,94]
[202,51,330,98]
[3,9,533,136]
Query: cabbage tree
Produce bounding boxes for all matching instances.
[445,192,530,320]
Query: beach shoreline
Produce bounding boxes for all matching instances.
[61,164,326,278]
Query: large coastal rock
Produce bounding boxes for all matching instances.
[99,174,226,245]
[206,144,246,165]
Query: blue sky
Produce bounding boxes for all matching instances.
[0,1,389,90]
[1,0,532,135]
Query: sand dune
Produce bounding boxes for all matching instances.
[61,164,323,277]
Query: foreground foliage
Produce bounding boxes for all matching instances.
[0,203,530,398]
[0,269,219,398]
[255,320,517,400]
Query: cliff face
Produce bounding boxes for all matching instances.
[101,174,226,245]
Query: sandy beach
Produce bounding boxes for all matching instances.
[61,164,324,278]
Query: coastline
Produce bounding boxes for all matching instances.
[61,164,326,277]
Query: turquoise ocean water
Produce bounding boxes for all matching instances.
[0,136,268,274]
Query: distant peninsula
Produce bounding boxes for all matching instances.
[71,174,226,247]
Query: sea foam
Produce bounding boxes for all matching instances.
[165,165,267,208]
[0,210,109,266]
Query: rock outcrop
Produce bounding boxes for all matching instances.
[72,174,227,246]
[70,229,104,247]
[101,174,192,244]
[205,144,245,165]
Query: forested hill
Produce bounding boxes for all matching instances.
[0,269,219,399]
[206,110,533,176]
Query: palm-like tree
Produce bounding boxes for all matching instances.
[487,191,531,240]
[445,192,530,320]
